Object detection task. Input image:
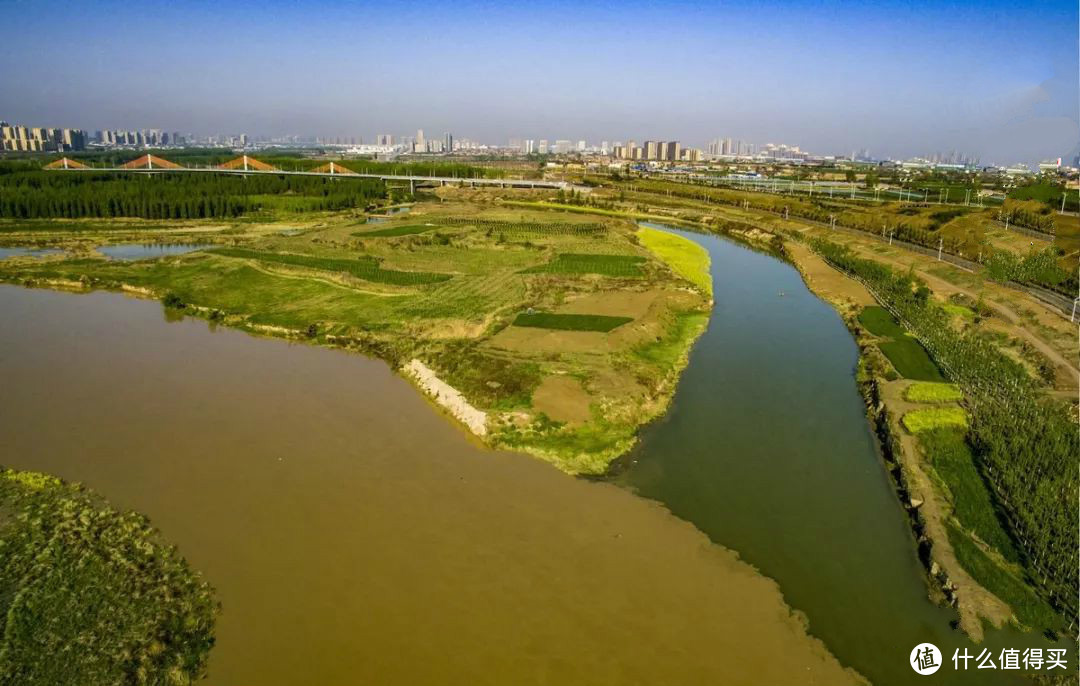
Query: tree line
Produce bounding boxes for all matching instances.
[0,171,386,220]
[808,235,1078,626]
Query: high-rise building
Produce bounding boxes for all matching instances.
[444,132,453,152]
[644,141,659,160]
[523,139,535,154]
[538,139,549,154]
[377,134,393,145]
[414,129,425,153]
[665,141,681,162]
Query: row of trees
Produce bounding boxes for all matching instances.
[0,172,386,219]
[809,236,1078,625]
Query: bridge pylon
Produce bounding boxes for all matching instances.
[218,156,279,172]
[44,157,89,170]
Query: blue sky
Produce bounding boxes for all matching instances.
[1,0,1076,163]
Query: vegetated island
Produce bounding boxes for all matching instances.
[0,160,712,475]
[0,468,217,685]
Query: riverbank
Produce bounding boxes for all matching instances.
[778,231,1058,640]
[0,199,712,474]
[0,284,865,685]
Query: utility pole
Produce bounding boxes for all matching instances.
[938,237,943,261]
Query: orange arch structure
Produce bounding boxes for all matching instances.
[121,154,184,170]
[218,155,279,172]
[44,157,89,170]
[311,162,358,175]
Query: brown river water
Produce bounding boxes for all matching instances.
[0,285,859,685]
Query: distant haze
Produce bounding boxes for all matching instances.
[1,0,1076,165]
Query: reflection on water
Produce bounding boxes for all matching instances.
[0,246,63,259]
[98,243,212,260]
[0,284,857,686]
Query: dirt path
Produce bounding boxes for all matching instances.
[789,225,1080,391]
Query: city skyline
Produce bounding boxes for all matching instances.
[1,0,1076,165]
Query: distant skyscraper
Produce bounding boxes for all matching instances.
[414,129,425,153]
[538,139,549,154]
[444,132,453,152]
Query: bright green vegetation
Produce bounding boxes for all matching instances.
[211,247,451,285]
[353,223,437,238]
[857,306,906,337]
[879,339,945,381]
[808,234,1077,627]
[522,253,645,276]
[942,303,975,320]
[513,312,633,332]
[903,381,963,403]
[947,523,1059,631]
[637,226,712,295]
[0,195,709,474]
[919,429,1017,561]
[902,406,968,432]
[0,468,216,684]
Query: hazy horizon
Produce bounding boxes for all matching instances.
[1,0,1077,165]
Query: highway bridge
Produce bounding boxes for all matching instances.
[44,155,570,190]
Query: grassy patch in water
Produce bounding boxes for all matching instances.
[512,312,633,332]
[879,338,945,381]
[0,468,217,685]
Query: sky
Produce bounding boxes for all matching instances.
[1,0,1076,164]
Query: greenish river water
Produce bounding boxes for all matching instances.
[614,223,1062,685]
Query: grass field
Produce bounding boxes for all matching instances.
[353,223,437,238]
[0,469,216,685]
[918,429,1017,560]
[903,382,963,403]
[947,523,1059,632]
[211,247,452,285]
[879,338,945,381]
[512,312,633,332]
[902,406,968,432]
[0,198,709,473]
[637,226,712,295]
[522,253,645,276]
[858,306,906,337]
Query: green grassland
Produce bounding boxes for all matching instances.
[0,199,710,473]
[903,381,963,403]
[947,523,1059,632]
[918,429,1016,560]
[879,339,945,381]
[901,406,968,432]
[522,253,645,276]
[353,223,438,238]
[857,306,906,337]
[637,226,713,296]
[513,312,633,332]
[0,468,217,685]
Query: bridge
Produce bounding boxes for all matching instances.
[43,155,569,190]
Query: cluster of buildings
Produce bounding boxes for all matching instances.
[1,122,87,152]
